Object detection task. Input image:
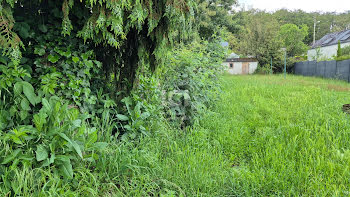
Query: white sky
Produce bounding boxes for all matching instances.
[238,0,350,13]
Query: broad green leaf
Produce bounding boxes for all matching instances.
[88,142,108,151]
[18,154,34,167]
[134,103,141,118]
[48,54,60,63]
[34,47,45,56]
[19,110,28,121]
[117,114,129,121]
[57,156,73,179]
[62,51,71,57]
[94,60,102,68]
[84,60,93,68]
[140,112,150,120]
[42,98,51,112]
[49,152,55,164]
[86,129,97,146]
[124,125,132,131]
[2,149,21,165]
[22,81,38,106]
[36,145,48,161]
[11,136,22,144]
[13,82,23,95]
[72,119,82,128]
[38,24,48,33]
[72,56,79,63]
[183,92,191,100]
[20,98,31,111]
[55,155,70,163]
[33,111,47,132]
[58,133,83,159]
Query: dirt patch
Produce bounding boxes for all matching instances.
[327,84,350,92]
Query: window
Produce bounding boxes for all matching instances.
[229,63,234,68]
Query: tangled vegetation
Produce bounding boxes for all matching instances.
[0,1,227,194]
[1,0,195,92]
[3,0,350,195]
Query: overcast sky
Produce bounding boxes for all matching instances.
[238,0,350,13]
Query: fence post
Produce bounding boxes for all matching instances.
[271,58,273,74]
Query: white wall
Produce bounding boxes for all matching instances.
[223,61,258,75]
[248,62,258,74]
[223,62,242,74]
[308,42,350,61]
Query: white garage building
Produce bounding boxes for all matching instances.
[223,57,258,75]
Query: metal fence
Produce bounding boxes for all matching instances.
[294,60,350,82]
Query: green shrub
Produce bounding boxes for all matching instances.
[337,41,342,58]
[341,45,350,56]
[160,40,226,127]
[335,54,350,61]
[255,64,272,74]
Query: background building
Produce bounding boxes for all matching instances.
[308,30,350,60]
[223,54,258,74]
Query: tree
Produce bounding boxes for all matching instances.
[238,12,283,68]
[273,9,314,44]
[0,0,195,93]
[337,41,342,58]
[279,24,309,57]
[195,0,240,40]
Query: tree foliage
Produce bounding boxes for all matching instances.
[195,0,240,40]
[337,40,342,58]
[0,0,195,92]
[279,24,309,57]
[238,12,283,67]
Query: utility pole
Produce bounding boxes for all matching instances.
[314,16,320,45]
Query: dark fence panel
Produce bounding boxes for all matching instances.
[294,62,303,75]
[294,60,350,83]
[324,60,337,78]
[308,61,317,76]
[316,61,326,77]
[300,61,308,76]
[336,60,350,82]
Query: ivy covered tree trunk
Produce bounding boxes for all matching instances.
[0,0,195,95]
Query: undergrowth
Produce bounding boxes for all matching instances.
[0,39,227,196]
[3,74,350,196]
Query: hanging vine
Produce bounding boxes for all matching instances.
[0,0,195,93]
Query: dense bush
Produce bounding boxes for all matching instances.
[341,45,350,56]
[0,0,229,195]
[160,40,226,127]
[0,38,226,195]
[1,0,194,92]
[255,64,271,74]
[335,45,350,61]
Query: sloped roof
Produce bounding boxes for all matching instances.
[311,29,350,49]
[220,42,229,47]
[228,53,239,58]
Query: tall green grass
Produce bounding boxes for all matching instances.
[103,74,350,196]
[3,75,350,196]
[205,75,350,196]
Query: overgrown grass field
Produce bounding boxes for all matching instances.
[3,74,350,196]
[201,75,350,196]
[96,74,350,196]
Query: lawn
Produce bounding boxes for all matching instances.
[127,74,350,196]
[199,74,350,196]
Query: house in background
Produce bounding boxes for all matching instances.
[308,29,350,60]
[223,53,258,75]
